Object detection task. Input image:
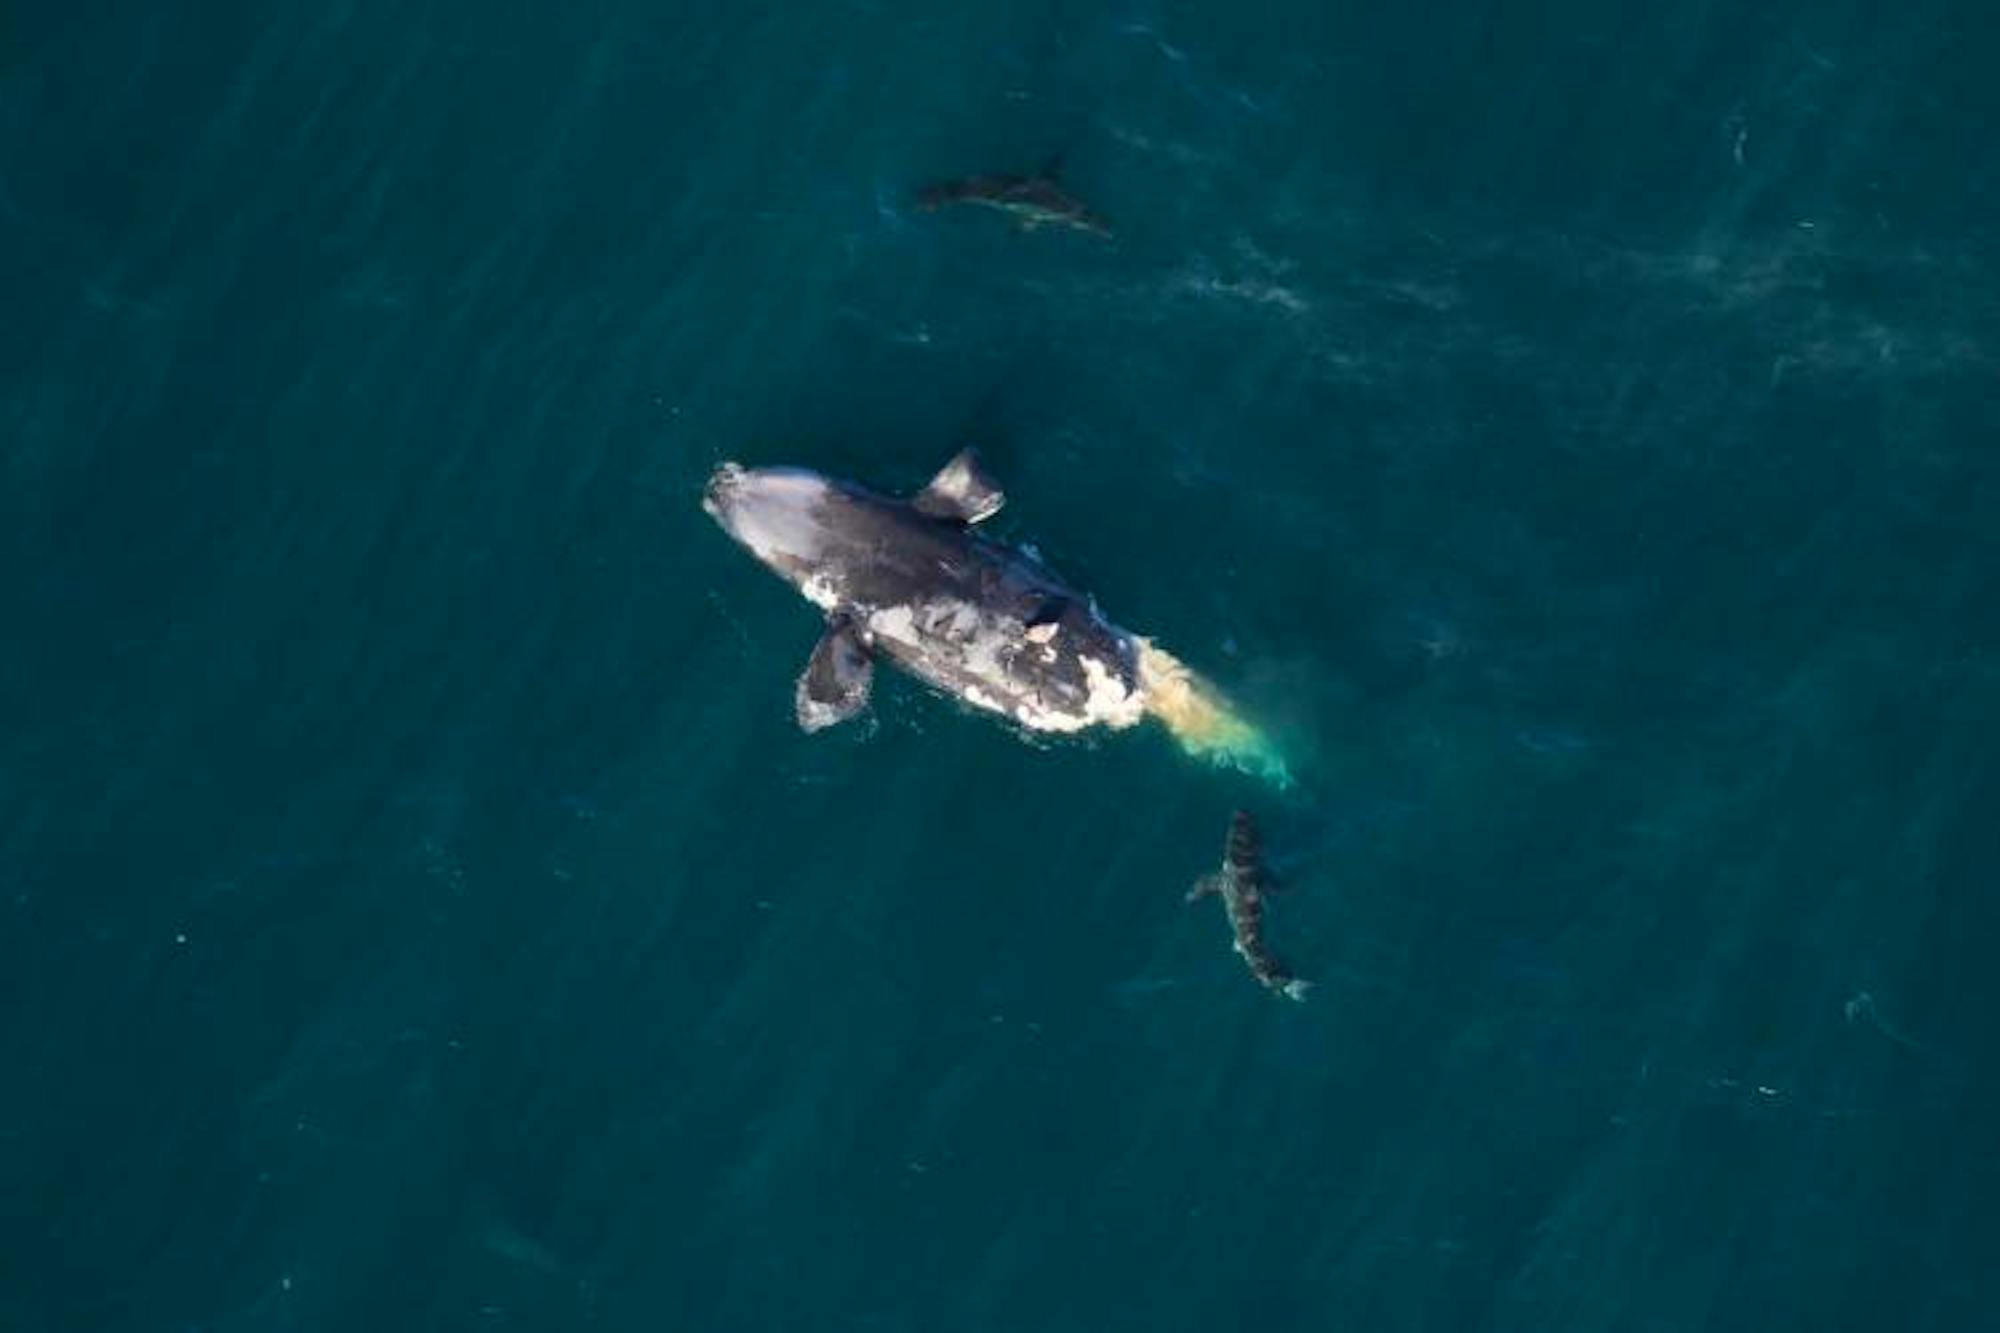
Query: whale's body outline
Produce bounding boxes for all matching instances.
[703,452,1147,736]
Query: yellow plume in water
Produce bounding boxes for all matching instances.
[1135,640,1293,789]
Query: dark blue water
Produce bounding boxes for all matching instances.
[5,2,1998,1329]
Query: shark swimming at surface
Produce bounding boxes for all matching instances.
[702,450,1288,785]
[1188,809,1311,1000]
[914,160,1112,238]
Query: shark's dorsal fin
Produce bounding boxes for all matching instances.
[1040,152,1065,181]
[912,448,1005,525]
[795,615,873,733]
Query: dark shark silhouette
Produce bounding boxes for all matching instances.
[914,158,1111,238]
[1188,810,1311,1000]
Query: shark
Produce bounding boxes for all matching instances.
[1188,809,1311,1000]
[914,159,1112,237]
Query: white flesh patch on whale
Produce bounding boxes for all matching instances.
[960,684,1007,716]
[868,604,918,644]
[801,570,843,610]
[866,599,1144,734]
[1079,654,1146,729]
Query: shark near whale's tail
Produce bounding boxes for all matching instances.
[1187,809,1312,1000]
[1134,640,1292,789]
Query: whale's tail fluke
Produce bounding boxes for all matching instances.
[1136,641,1292,789]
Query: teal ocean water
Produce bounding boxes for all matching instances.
[5,2,1998,1328]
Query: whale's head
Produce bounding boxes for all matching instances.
[704,463,844,597]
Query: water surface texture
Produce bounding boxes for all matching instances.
[4,2,1998,1329]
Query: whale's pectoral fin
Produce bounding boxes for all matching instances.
[912,448,1005,525]
[795,615,874,733]
[1186,873,1223,904]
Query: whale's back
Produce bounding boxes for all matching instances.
[810,490,1145,733]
